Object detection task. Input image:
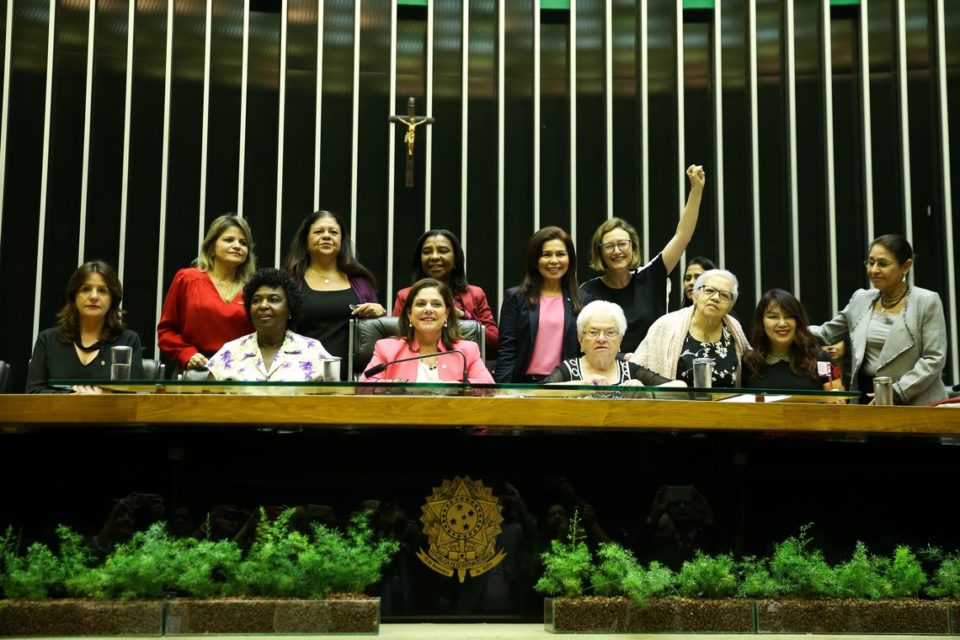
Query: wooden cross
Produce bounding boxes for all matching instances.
[389,97,434,188]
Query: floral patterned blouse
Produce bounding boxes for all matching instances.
[677,327,739,388]
[207,330,334,381]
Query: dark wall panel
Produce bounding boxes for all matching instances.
[83,0,127,266]
[39,0,86,326]
[464,0,496,302]
[610,0,638,235]
[793,0,829,321]
[428,0,463,238]
[538,10,569,233]
[354,0,390,296]
[392,6,428,292]
[240,10,279,266]
[316,0,353,226]
[0,0,48,388]
[501,0,534,302]
[719,0,756,315]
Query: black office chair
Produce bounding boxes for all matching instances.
[141,358,166,381]
[348,317,485,380]
[0,360,11,393]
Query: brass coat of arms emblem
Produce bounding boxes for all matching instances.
[417,476,506,582]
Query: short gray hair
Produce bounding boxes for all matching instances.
[576,300,628,336]
[693,268,739,303]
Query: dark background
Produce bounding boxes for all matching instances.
[1,0,958,391]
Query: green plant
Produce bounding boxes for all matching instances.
[832,541,888,599]
[885,545,926,598]
[736,555,779,598]
[234,508,398,598]
[675,551,736,598]
[588,542,673,606]
[534,511,592,597]
[767,524,834,597]
[619,561,674,605]
[926,550,960,598]
[0,526,94,599]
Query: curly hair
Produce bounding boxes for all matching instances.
[56,260,127,344]
[744,288,819,380]
[243,268,304,327]
[282,210,377,288]
[395,278,463,350]
[409,229,468,294]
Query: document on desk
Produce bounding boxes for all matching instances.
[719,393,791,403]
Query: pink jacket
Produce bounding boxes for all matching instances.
[359,337,494,384]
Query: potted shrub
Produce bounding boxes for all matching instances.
[0,509,398,636]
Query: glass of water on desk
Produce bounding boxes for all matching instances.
[111,346,133,380]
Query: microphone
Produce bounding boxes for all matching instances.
[364,350,469,383]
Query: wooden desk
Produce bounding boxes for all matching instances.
[2,393,959,435]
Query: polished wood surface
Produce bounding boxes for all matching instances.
[1,393,959,435]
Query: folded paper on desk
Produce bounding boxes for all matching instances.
[719,393,791,403]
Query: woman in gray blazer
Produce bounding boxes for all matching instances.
[817,234,947,405]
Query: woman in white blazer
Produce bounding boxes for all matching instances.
[816,234,947,405]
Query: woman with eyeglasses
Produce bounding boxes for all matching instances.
[545,301,684,387]
[814,234,946,405]
[581,165,706,354]
[629,269,749,387]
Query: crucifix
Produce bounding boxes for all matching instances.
[389,97,434,188]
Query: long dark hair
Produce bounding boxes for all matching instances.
[396,278,463,350]
[56,260,126,345]
[282,210,378,288]
[518,226,584,312]
[409,229,468,294]
[744,288,819,380]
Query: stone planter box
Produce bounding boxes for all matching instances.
[756,598,951,635]
[544,596,754,633]
[164,597,380,635]
[0,599,165,636]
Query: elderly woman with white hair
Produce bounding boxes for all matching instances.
[545,300,684,386]
[629,269,750,387]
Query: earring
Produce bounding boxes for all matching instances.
[443,321,448,328]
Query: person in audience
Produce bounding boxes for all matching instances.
[206,268,334,381]
[283,210,385,378]
[360,278,494,383]
[633,484,722,570]
[545,300,685,387]
[392,229,499,357]
[630,268,749,387]
[679,256,717,309]
[581,165,706,354]
[815,234,947,405]
[27,260,144,393]
[158,214,257,372]
[494,227,588,383]
[823,338,852,391]
[742,289,832,390]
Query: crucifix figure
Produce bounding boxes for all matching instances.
[389,97,434,187]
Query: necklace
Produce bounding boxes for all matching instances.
[765,353,790,365]
[309,266,337,285]
[880,285,909,309]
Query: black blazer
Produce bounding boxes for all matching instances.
[493,287,587,383]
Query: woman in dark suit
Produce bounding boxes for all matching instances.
[493,227,587,383]
[27,261,144,393]
[816,234,947,405]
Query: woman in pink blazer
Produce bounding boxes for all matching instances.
[361,278,494,384]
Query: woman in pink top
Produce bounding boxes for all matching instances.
[361,278,493,384]
[493,227,589,383]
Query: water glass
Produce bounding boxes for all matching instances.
[111,346,133,381]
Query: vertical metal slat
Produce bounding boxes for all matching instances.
[118,0,135,282]
[640,0,649,260]
[713,0,725,266]
[822,0,838,313]
[313,0,324,211]
[153,0,175,358]
[895,0,913,251]
[749,0,760,298]
[274,0,288,267]
[348,0,360,250]
[424,0,434,229]
[238,0,250,216]
[77,0,95,263]
[0,0,12,257]
[786,0,800,298]
[604,0,612,219]
[568,0,576,237]
[532,1,539,230]
[496,0,504,298]
[198,0,212,252]
[859,0,874,245]
[385,0,396,302]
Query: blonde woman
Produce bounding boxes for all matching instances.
[158,214,257,371]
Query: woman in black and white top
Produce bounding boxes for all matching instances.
[546,301,685,388]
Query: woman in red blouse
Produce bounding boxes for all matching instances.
[157,214,257,371]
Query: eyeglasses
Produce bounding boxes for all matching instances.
[864,258,895,269]
[583,328,620,340]
[698,286,734,302]
[599,240,632,253]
